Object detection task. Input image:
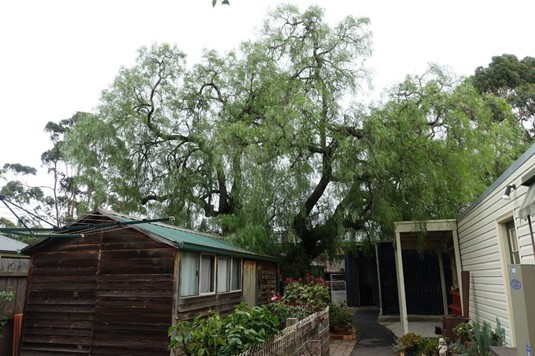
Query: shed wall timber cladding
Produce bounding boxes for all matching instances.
[21,228,175,355]
[257,261,277,305]
[458,150,535,346]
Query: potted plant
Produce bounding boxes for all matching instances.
[329,303,354,334]
[392,332,422,356]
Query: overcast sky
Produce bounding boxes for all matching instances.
[1,0,534,195]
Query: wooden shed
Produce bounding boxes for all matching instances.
[20,209,278,355]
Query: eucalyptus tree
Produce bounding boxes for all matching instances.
[41,114,87,226]
[62,5,524,273]
[471,54,535,141]
[0,163,54,241]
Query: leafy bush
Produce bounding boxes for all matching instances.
[268,299,308,322]
[329,302,353,331]
[168,303,280,355]
[168,275,330,355]
[419,337,439,356]
[280,275,330,313]
[268,275,329,328]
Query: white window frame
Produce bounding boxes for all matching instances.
[506,220,520,264]
[230,257,242,291]
[217,256,230,293]
[199,254,216,295]
[179,252,200,297]
[179,253,243,297]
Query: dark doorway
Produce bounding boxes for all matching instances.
[345,249,379,307]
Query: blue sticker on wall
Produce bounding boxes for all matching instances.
[511,279,522,290]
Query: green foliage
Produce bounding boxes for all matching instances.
[0,163,53,243]
[41,114,86,226]
[472,54,535,141]
[0,290,16,335]
[269,275,330,323]
[281,276,330,313]
[392,334,446,356]
[392,332,422,354]
[328,302,353,330]
[60,4,526,269]
[419,337,439,356]
[364,67,525,240]
[168,303,279,355]
[452,318,505,355]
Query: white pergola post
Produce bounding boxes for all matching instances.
[437,248,448,315]
[452,228,464,316]
[395,231,409,334]
[375,243,383,315]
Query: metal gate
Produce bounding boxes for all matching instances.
[378,243,451,315]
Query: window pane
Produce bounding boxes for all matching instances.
[217,257,229,292]
[231,258,242,290]
[509,228,518,251]
[180,252,199,297]
[507,223,520,264]
[200,255,215,293]
[513,251,520,264]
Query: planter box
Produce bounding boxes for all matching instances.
[330,328,357,341]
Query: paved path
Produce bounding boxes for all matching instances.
[351,308,396,355]
[330,307,396,356]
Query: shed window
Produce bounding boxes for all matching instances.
[200,255,215,294]
[180,252,199,297]
[217,257,229,292]
[231,258,242,291]
[180,253,243,297]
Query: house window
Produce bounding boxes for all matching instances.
[200,255,215,294]
[231,258,242,291]
[506,220,520,264]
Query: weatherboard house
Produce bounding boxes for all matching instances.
[19,209,278,355]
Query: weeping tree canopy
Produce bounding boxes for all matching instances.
[62,5,525,274]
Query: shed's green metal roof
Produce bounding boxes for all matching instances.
[103,210,278,262]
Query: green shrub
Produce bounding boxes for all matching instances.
[452,318,505,356]
[168,303,280,356]
[329,303,353,330]
[419,337,439,356]
[392,332,422,355]
[282,275,329,313]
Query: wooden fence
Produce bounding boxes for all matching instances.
[0,256,30,356]
[237,306,330,356]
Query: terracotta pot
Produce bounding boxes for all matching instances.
[333,325,353,335]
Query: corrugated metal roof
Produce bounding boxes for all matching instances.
[0,234,28,252]
[46,209,276,262]
[102,210,278,261]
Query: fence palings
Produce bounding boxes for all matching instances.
[237,306,329,356]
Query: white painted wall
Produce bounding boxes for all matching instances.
[458,148,535,346]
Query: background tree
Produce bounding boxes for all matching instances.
[0,163,52,243]
[363,66,525,241]
[41,113,89,226]
[62,5,526,274]
[471,54,535,141]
